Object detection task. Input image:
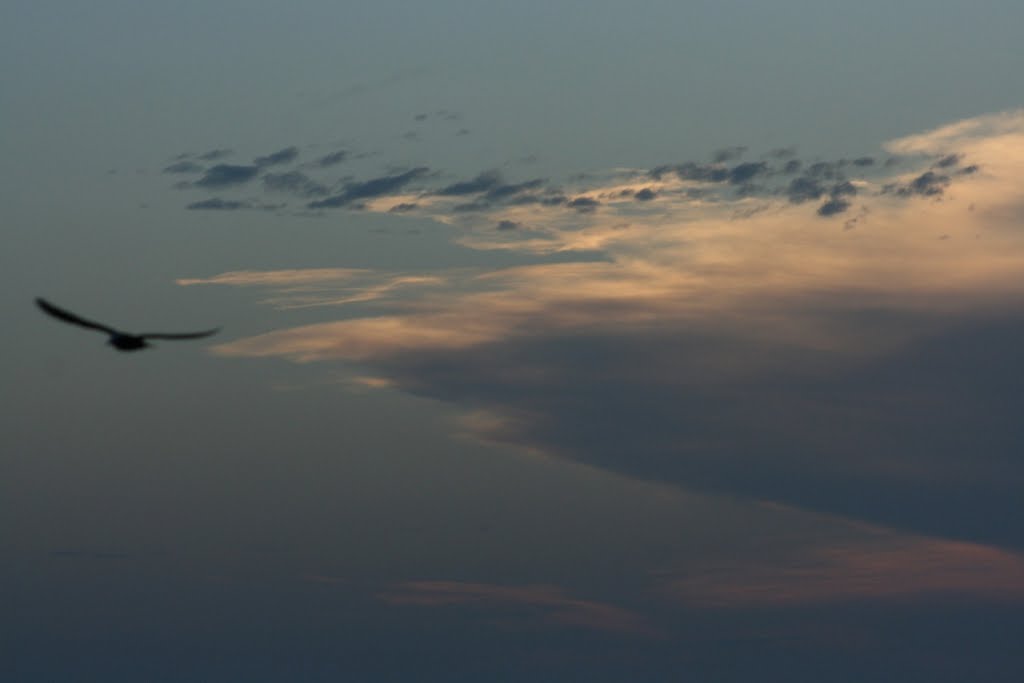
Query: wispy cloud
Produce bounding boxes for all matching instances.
[378,580,657,636]
[178,268,446,309]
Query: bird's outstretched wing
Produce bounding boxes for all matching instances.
[36,298,118,334]
[139,329,220,341]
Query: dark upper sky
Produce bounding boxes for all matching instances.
[4,2,1024,681]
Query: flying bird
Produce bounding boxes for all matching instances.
[36,297,219,351]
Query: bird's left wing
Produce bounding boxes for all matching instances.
[36,298,118,334]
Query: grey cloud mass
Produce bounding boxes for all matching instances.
[307,167,430,208]
[195,164,260,188]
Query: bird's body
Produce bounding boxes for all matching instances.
[35,298,218,351]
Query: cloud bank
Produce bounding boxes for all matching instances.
[191,111,1024,550]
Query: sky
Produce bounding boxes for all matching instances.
[3,1,1024,680]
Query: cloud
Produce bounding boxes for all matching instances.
[567,197,600,212]
[817,197,850,216]
[178,268,444,308]
[484,178,547,201]
[634,188,657,201]
[254,146,299,167]
[163,160,204,174]
[428,171,553,212]
[177,268,371,287]
[767,146,797,159]
[650,162,729,183]
[437,170,503,196]
[198,148,232,161]
[497,220,520,231]
[885,170,951,197]
[262,171,329,197]
[713,145,747,162]
[195,164,260,188]
[308,167,430,209]
[378,581,657,636]
[186,198,251,210]
[785,176,824,203]
[202,111,1024,546]
[665,535,1024,608]
[883,110,1024,156]
[315,150,349,167]
[727,161,768,185]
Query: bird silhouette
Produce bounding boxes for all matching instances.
[36,298,219,351]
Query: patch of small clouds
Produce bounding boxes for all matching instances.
[186,198,285,211]
[263,171,330,197]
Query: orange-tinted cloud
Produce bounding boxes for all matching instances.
[665,535,1024,608]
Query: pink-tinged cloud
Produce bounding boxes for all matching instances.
[209,112,1024,366]
[665,536,1024,608]
[378,580,658,637]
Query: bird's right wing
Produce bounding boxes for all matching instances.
[139,328,221,341]
[35,298,117,334]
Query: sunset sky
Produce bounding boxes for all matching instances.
[4,2,1024,680]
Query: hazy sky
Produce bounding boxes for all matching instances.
[4,2,1024,681]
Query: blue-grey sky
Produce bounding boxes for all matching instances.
[4,2,1024,681]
